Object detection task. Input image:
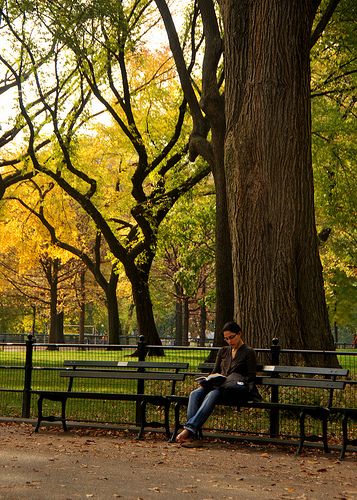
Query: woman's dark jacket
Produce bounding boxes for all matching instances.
[212,344,261,401]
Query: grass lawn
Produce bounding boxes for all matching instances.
[0,345,355,436]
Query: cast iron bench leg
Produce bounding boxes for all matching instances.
[34,395,44,433]
[169,401,182,442]
[61,397,68,432]
[340,412,348,460]
[322,413,329,453]
[163,400,171,439]
[296,411,306,455]
[137,399,146,439]
[35,394,68,433]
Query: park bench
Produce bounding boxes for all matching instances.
[169,363,349,455]
[33,360,188,438]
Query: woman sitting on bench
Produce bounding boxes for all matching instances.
[176,321,261,446]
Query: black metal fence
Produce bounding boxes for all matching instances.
[0,335,356,445]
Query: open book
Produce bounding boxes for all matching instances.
[195,373,227,388]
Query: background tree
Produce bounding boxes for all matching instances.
[310,0,356,343]
[0,1,210,348]
[153,185,216,345]
[155,0,235,345]
[3,177,126,343]
[0,221,82,343]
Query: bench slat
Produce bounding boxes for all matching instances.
[261,365,349,376]
[198,363,349,378]
[32,390,166,401]
[60,370,185,381]
[64,360,189,370]
[260,377,345,389]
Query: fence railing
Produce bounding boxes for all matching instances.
[0,335,356,443]
[1,332,356,348]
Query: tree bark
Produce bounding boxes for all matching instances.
[198,0,235,346]
[46,257,60,347]
[219,0,335,353]
[129,267,163,353]
[174,282,183,346]
[78,269,85,344]
[182,297,189,346]
[199,298,207,347]
[48,277,58,345]
[55,310,64,344]
[210,125,235,345]
[105,270,122,345]
[156,0,235,344]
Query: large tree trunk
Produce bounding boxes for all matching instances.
[219,0,335,353]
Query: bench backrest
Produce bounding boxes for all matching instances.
[62,360,189,395]
[197,362,215,372]
[258,365,348,407]
[197,362,348,407]
[63,360,189,370]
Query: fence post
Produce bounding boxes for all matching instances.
[271,338,281,364]
[269,338,281,437]
[137,335,146,362]
[136,335,146,426]
[22,334,34,418]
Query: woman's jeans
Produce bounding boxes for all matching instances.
[184,385,249,437]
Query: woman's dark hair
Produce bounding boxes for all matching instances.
[222,321,241,334]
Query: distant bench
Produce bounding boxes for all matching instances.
[171,363,350,456]
[33,360,188,438]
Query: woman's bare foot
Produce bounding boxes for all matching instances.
[176,429,191,443]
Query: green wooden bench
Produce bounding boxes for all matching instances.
[169,364,349,454]
[33,360,188,438]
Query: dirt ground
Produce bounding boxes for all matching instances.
[0,422,355,500]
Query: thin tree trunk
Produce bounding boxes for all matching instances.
[182,297,189,346]
[211,130,234,345]
[56,310,64,343]
[199,299,207,347]
[105,270,122,345]
[130,269,163,354]
[78,303,85,344]
[174,282,183,346]
[48,258,59,348]
[78,269,85,344]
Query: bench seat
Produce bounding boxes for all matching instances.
[33,360,188,438]
[169,364,349,455]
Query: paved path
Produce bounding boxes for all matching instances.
[0,423,356,499]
